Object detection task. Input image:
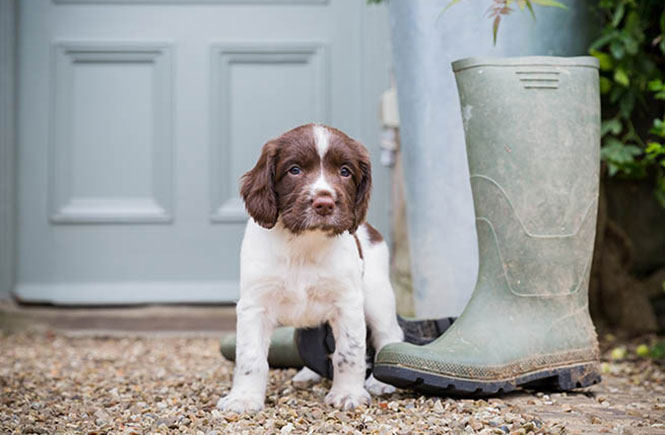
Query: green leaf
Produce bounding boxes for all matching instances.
[651,119,665,137]
[624,145,643,158]
[619,91,635,118]
[649,80,665,100]
[601,138,642,166]
[590,31,618,51]
[599,76,612,94]
[610,40,625,59]
[530,0,567,9]
[652,341,665,360]
[590,49,614,71]
[614,68,630,87]
[648,79,664,91]
[622,34,639,55]
[526,1,536,20]
[624,12,643,40]
[440,0,462,15]
[607,162,620,176]
[645,142,664,153]
[610,86,623,104]
[645,142,665,163]
[493,15,501,46]
[612,2,625,28]
[601,119,623,136]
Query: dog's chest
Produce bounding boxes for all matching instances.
[242,223,363,327]
[256,242,360,327]
[266,256,354,327]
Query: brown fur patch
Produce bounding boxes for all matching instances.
[240,141,279,229]
[353,233,363,260]
[364,222,384,244]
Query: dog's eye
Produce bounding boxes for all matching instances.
[288,166,301,175]
[340,166,352,177]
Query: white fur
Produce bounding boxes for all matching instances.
[309,173,336,199]
[309,125,335,198]
[217,220,404,413]
[313,124,330,158]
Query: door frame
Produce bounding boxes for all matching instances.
[0,0,17,301]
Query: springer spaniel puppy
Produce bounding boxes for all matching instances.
[217,124,404,413]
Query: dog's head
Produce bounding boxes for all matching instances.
[240,124,371,235]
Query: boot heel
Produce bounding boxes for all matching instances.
[523,363,602,391]
[549,363,602,391]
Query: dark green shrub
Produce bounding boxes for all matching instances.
[590,0,665,206]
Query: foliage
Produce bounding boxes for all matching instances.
[369,0,566,44]
[591,0,665,207]
[452,0,567,44]
[651,341,665,359]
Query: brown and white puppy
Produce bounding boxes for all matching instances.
[217,124,404,412]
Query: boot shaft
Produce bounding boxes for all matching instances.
[453,57,600,298]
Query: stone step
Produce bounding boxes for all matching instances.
[0,300,236,336]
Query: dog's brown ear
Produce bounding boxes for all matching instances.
[350,141,372,234]
[240,141,279,229]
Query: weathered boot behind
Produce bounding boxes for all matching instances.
[374,56,602,394]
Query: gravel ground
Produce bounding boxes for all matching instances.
[1,331,664,434]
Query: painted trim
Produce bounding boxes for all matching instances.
[209,41,330,223]
[0,0,16,300]
[358,1,392,241]
[49,42,175,224]
[14,281,239,305]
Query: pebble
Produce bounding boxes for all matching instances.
[1,331,663,434]
[279,422,294,434]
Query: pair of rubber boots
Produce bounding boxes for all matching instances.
[222,57,602,395]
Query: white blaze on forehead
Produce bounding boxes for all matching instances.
[313,124,330,159]
[310,125,335,199]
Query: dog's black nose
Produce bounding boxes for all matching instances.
[312,196,335,216]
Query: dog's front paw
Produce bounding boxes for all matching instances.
[216,392,264,413]
[325,388,371,410]
[364,374,396,396]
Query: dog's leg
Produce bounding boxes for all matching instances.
[324,295,371,410]
[362,243,404,396]
[217,301,274,413]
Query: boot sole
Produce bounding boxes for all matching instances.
[295,317,456,379]
[373,361,601,395]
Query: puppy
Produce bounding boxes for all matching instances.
[217,124,404,412]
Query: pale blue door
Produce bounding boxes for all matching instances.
[16,0,390,304]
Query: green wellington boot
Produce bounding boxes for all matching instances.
[221,326,305,369]
[221,317,456,372]
[373,56,602,395]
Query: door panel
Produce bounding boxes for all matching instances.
[210,42,328,222]
[51,43,173,224]
[16,0,390,304]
